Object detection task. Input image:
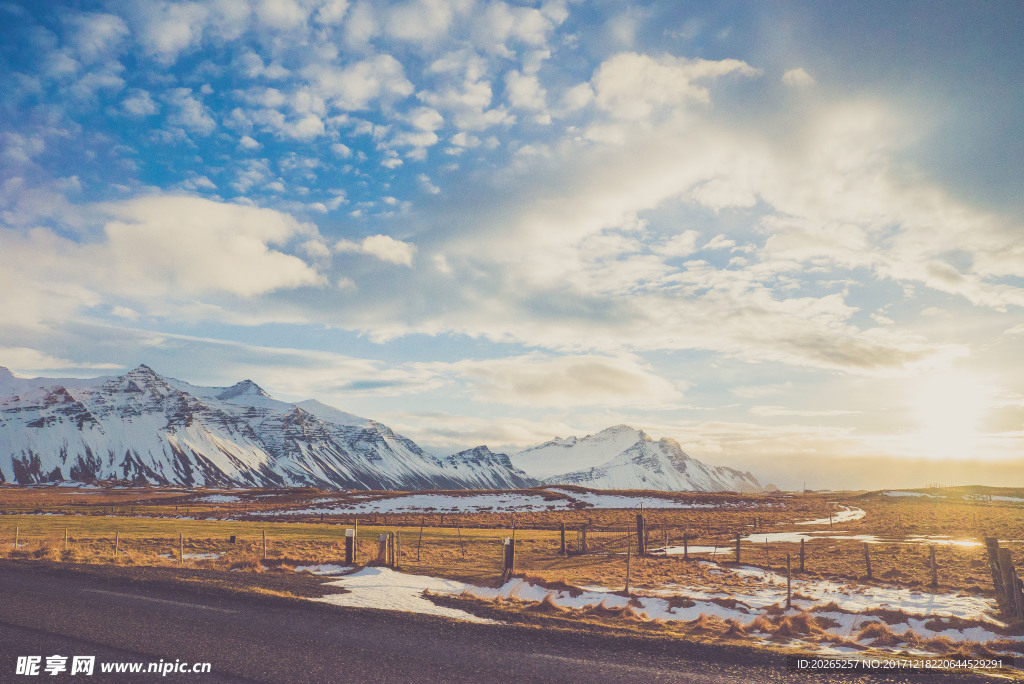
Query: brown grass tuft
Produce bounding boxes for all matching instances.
[689,613,728,634]
[528,593,569,615]
[722,618,748,638]
[746,614,779,634]
[774,612,824,638]
[855,621,904,646]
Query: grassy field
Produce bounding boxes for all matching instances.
[1,484,1022,594]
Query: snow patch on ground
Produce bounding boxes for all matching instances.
[316,567,499,624]
[261,490,758,516]
[796,506,866,525]
[268,492,573,515]
[308,562,1021,657]
[295,564,351,575]
[197,494,241,503]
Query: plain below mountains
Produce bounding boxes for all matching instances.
[0,365,761,493]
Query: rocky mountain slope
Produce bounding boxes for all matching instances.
[511,425,761,493]
[0,366,761,492]
[0,365,519,490]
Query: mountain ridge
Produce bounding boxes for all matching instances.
[0,365,760,493]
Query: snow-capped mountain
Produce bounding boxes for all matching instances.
[0,365,523,490]
[441,446,536,490]
[0,366,761,492]
[511,425,761,493]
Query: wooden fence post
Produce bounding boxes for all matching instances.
[864,543,872,580]
[580,524,588,554]
[14,526,18,549]
[179,533,183,564]
[502,537,515,582]
[929,545,938,589]
[985,537,1006,609]
[417,517,425,561]
[353,520,359,563]
[683,535,688,561]
[559,522,566,556]
[635,513,646,556]
[786,553,792,609]
[345,529,355,564]
[262,529,267,560]
[395,531,401,568]
[999,548,1016,615]
[735,533,741,563]
[625,531,632,595]
[800,538,805,572]
[64,528,68,550]
[114,532,119,558]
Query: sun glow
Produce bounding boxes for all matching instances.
[912,370,991,460]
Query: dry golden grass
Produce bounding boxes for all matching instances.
[1,485,1022,600]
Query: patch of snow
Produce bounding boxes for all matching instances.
[882,491,934,498]
[197,494,241,503]
[316,567,498,624]
[262,492,573,515]
[294,564,351,575]
[796,506,866,525]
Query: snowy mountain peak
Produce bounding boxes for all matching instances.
[217,379,270,401]
[511,425,760,493]
[0,364,533,491]
[443,446,536,489]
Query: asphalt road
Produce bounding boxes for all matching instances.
[0,565,998,683]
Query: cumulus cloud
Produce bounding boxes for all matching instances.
[307,55,414,111]
[592,52,761,120]
[0,196,325,332]
[335,234,417,266]
[782,67,816,88]
[165,88,216,134]
[97,196,325,297]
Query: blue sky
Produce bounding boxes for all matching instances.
[2,0,1023,489]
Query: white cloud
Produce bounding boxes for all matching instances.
[750,405,858,417]
[308,55,415,111]
[0,347,121,373]
[67,12,130,63]
[782,67,816,88]
[121,88,159,117]
[97,196,325,297]
[505,70,549,123]
[335,234,417,266]
[0,195,326,330]
[255,0,308,29]
[165,88,216,135]
[592,52,761,120]
[132,1,211,65]
[315,0,350,25]
[452,353,684,408]
[385,0,461,44]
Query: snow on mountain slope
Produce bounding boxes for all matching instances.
[0,366,761,493]
[510,425,643,480]
[441,446,538,489]
[512,426,761,493]
[294,400,370,427]
[0,365,522,490]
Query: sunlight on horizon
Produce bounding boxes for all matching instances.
[912,370,993,460]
